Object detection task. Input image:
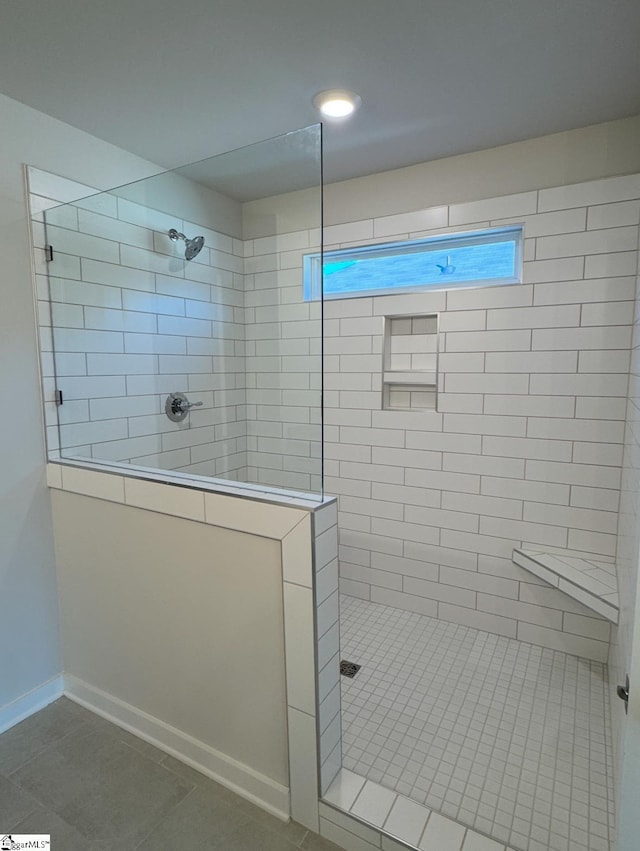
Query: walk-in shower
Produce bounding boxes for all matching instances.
[314,170,636,851]
[30,130,639,851]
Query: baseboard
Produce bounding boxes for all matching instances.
[63,674,290,820]
[0,675,64,735]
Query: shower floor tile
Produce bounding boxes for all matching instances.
[339,595,614,851]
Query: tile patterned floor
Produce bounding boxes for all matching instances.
[340,595,615,851]
[0,697,341,851]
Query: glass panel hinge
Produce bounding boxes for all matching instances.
[54,389,63,406]
[45,244,54,262]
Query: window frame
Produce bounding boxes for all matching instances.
[304,225,524,301]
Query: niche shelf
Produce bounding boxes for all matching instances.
[382,314,439,411]
[513,547,619,623]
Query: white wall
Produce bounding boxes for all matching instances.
[617,538,640,851]
[0,92,158,718]
[243,115,640,238]
[52,490,289,787]
[45,464,336,826]
[610,221,640,813]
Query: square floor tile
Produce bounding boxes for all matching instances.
[340,595,613,851]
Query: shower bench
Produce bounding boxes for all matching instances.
[512,547,619,623]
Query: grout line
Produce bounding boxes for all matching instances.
[348,778,369,815]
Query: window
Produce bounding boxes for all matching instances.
[303,226,523,300]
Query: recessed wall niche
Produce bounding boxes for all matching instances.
[382,313,439,411]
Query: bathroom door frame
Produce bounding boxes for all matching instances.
[615,546,640,849]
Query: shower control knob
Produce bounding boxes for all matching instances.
[165,392,203,423]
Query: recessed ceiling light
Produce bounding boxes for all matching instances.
[312,89,362,119]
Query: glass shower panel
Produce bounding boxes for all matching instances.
[238,129,323,496]
[41,125,323,497]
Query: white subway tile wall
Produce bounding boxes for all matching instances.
[243,227,323,492]
[34,187,249,483]
[34,171,640,660]
[308,174,638,660]
[314,503,341,795]
[32,173,323,493]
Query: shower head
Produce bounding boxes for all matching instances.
[184,235,205,261]
[168,228,205,261]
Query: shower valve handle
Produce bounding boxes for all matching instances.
[165,392,203,423]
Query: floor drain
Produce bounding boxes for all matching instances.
[340,660,361,678]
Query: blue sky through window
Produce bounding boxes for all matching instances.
[304,227,522,300]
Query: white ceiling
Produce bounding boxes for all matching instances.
[1,0,640,194]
